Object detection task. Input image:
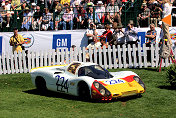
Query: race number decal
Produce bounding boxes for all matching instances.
[55,75,69,92]
[104,79,125,85]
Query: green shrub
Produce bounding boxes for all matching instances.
[166,64,176,87]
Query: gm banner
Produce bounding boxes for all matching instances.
[52,34,71,49]
[0,36,2,55]
[0,27,176,54]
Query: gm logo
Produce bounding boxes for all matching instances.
[52,34,71,49]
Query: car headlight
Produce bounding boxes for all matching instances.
[133,76,145,89]
[133,76,140,82]
[94,83,99,89]
[93,81,111,97]
[100,89,105,96]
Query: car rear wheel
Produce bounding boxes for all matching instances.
[35,77,47,92]
[78,82,91,100]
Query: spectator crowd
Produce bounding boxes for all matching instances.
[0,0,175,31]
[1,0,176,53]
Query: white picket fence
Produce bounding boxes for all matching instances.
[0,44,176,75]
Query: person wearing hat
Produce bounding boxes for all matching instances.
[106,0,121,24]
[21,7,32,31]
[125,20,138,44]
[60,0,70,5]
[111,22,125,45]
[32,6,43,31]
[137,2,150,27]
[0,2,11,27]
[11,0,21,10]
[41,8,53,31]
[55,6,64,30]
[9,28,24,53]
[95,1,105,23]
[86,22,98,44]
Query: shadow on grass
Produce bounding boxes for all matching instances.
[23,89,142,103]
[158,85,176,90]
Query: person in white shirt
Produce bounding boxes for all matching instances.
[86,35,101,50]
[21,7,32,30]
[95,1,105,23]
[86,22,98,44]
[162,0,172,45]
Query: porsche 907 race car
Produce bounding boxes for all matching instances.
[30,62,145,100]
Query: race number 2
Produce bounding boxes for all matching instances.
[55,75,69,92]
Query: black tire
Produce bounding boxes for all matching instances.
[78,82,91,100]
[35,77,47,92]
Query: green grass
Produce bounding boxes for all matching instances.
[0,68,176,118]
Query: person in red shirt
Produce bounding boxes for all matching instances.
[100,24,113,45]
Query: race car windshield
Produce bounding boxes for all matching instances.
[78,65,113,79]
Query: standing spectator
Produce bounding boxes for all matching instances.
[78,5,88,29]
[86,22,98,44]
[41,8,53,31]
[21,7,32,31]
[62,7,74,30]
[54,0,63,12]
[125,20,138,45]
[162,0,172,46]
[95,1,105,24]
[112,22,125,45]
[137,3,150,27]
[1,2,10,27]
[55,6,64,30]
[9,28,24,53]
[158,21,163,47]
[72,1,80,29]
[87,6,100,24]
[11,0,21,10]
[147,0,155,11]
[106,0,121,24]
[32,6,42,31]
[100,24,113,45]
[145,23,157,61]
[145,23,157,46]
[150,3,162,27]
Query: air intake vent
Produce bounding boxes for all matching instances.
[54,72,62,74]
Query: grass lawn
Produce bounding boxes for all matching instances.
[0,68,176,118]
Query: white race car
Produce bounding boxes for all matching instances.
[30,62,145,100]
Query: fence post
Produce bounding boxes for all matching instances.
[65,48,69,64]
[0,55,2,74]
[123,44,127,68]
[108,45,112,69]
[83,47,86,63]
[52,49,56,65]
[18,52,23,73]
[22,51,27,73]
[118,45,122,68]
[10,54,15,74]
[127,44,132,67]
[6,52,11,74]
[98,46,102,67]
[78,47,82,62]
[143,44,147,68]
[93,46,97,64]
[14,51,19,73]
[151,44,154,67]
[132,44,137,68]
[138,43,142,68]
[56,48,60,65]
